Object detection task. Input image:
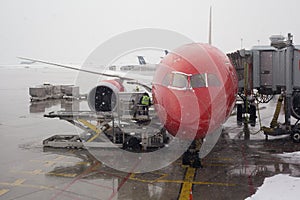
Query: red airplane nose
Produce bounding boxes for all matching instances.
[153,85,208,139]
[155,88,200,138]
[152,43,238,140]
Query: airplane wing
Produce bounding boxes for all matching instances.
[127,81,152,92]
[17,57,134,81]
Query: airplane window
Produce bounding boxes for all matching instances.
[191,74,206,88]
[172,73,188,88]
[207,74,221,86]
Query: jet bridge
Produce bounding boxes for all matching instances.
[228,33,300,142]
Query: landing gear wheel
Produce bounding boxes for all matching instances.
[291,131,300,143]
[191,155,202,168]
[182,151,203,168]
[123,137,141,151]
[182,151,192,165]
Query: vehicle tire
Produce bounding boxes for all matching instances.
[291,131,300,143]
[126,137,141,151]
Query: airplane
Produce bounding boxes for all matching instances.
[119,55,157,72]
[18,8,238,168]
[20,60,36,65]
[108,55,157,72]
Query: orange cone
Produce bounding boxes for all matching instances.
[189,188,193,200]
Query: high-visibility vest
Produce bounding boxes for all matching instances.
[141,95,150,106]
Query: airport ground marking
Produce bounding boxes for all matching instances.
[10,169,78,178]
[204,163,230,167]
[49,161,101,200]
[45,155,67,167]
[128,170,235,186]
[0,189,9,196]
[86,129,103,142]
[30,158,86,167]
[0,179,53,190]
[156,179,236,186]
[108,159,142,200]
[179,167,196,200]
[129,172,168,183]
[10,169,43,175]
[108,171,132,200]
[78,119,104,142]
[206,157,233,161]
[241,144,255,195]
[12,179,26,186]
[46,172,78,178]
[78,179,114,190]
[94,170,128,179]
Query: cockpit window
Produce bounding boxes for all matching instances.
[191,74,206,88]
[161,72,220,89]
[207,74,221,86]
[162,73,172,87]
[190,73,220,88]
[171,73,188,88]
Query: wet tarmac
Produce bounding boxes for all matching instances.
[1,66,300,200]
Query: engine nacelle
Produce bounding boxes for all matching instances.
[87,79,124,112]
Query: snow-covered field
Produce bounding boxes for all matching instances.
[246,174,300,200]
[246,151,300,200]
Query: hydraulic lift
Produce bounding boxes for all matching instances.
[43,92,170,151]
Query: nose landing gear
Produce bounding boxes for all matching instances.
[182,140,203,168]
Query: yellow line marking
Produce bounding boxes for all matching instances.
[154,173,169,181]
[10,169,43,175]
[128,170,235,186]
[13,179,26,186]
[44,155,66,166]
[30,159,85,167]
[156,179,236,186]
[10,169,77,178]
[129,172,169,183]
[46,172,77,178]
[0,179,53,190]
[207,157,233,161]
[87,131,102,142]
[76,161,91,165]
[78,119,100,133]
[78,119,103,142]
[205,163,230,167]
[33,169,43,175]
[0,189,9,196]
[179,167,196,200]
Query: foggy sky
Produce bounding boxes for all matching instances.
[1,0,300,64]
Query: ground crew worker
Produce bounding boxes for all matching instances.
[140,92,151,116]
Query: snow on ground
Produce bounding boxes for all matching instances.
[245,174,300,200]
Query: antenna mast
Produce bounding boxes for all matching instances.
[208,6,212,45]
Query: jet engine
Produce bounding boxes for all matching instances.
[87,79,124,112]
